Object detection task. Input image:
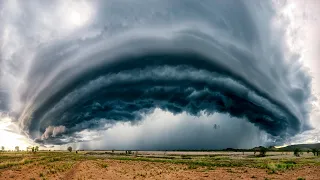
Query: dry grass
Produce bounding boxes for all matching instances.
[0,151,319,180]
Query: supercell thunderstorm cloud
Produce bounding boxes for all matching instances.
[0,0,317,149]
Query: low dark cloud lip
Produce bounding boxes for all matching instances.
[25,50,301,134]
[13,49,303,145]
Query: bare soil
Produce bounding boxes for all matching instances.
[1,159,318,180]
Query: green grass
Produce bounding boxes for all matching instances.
[52,162,75,172]
[181,155,192,159]
[46,157,61,162]
[0,152,86,170]
[0,158,34,169]
[111,156,249,168]
[187,164,198,169]
[264,161,298,174]
[297,178,306,180]
[109,154,311,172]
[209,156,231,160]
[0,151,319,174]
[101,163,108,168]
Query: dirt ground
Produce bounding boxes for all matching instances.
[0,151,319,180]
[0,159,319,180]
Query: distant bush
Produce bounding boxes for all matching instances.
[125,150,132,154]
[297,177,306,180]
[67,147,72,152]
[294,148,301,157]
[101,163,108,168]
[181,155,192,159]
[259,147,267,157]
[311,149,319,156]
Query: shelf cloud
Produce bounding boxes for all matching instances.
[0,0,315,149]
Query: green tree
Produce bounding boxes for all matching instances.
[67,147,72,152]
[35,146,39,152]
[312,149,317,156]
[27,146,33,152]
[259,147,267,157]
[1,146,4,152]
[294,148,301,157]
[15,146,19,152]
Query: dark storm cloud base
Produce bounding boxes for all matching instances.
[27,51,301,144]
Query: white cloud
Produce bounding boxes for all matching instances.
[272,0,320,128]
[41,125,66,140]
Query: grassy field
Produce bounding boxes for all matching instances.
[0,151,319,180]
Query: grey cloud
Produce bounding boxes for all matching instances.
[41,125,66,140]
[0,0,314,148]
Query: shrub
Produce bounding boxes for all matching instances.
[294,148,301,157]
[188,164,198,169]
[39,173,44,177]
[67,147,72,152]
[181,155,192,159]
[259,147,267,157]
[101,163,108,168]
[125,150,132,154]
[134,151,139,157]
[266,162,296,174]
[311,149,318,156]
